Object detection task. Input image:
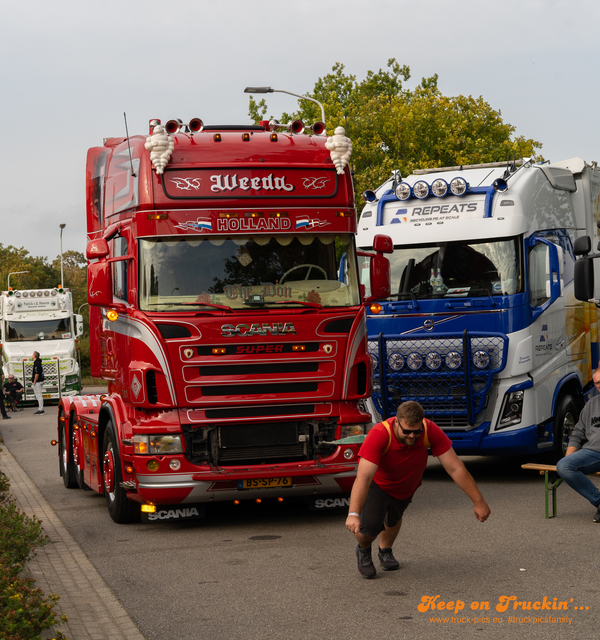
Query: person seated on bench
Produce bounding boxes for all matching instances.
[556,369,600,523]
[3,375,24,411]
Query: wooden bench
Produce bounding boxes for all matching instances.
[521,464,562,519]
[522,463,600,519]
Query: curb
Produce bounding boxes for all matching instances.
[0,442,146,640]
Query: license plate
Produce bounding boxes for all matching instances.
[238,477,292,490]
[42,394,52,398]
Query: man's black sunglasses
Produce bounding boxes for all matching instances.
[400,427,424,436]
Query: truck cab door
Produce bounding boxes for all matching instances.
[527,235,566,373]
[528,235,564,321]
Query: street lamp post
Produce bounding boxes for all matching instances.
[7,271,29,290]
[59,223,66,289]
[243,87,326,129]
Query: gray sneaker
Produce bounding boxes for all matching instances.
[378,547,400,571]
[356,545,376,579]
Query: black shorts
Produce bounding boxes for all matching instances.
[359,481,413,538]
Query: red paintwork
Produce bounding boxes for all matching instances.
[60,122,373,515]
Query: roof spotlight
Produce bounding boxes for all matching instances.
[413,181,430,199]
[450,177,468,196]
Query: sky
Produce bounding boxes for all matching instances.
[2,0,599,263]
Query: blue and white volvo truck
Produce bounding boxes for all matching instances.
[357,157,600,458]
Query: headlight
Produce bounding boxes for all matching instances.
[395,182,412,200]
[134,435,184,454]
[431,179,448,197]
[413,180,430,199]
[388,352,404,371]
[450,177,468,196]
[425,352,442,370]
[498,390,524,429]
[445,351,462,370]
[407,352,423,371]
[472,350,490,369]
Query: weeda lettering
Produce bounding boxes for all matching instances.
[210,173,294,193]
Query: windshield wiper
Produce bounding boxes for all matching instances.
[274,300,322,309]
[180,302,234,312]
[149,302,234,313]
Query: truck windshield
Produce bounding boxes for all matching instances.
[5,319,72,341]
[362,236,523,300]
[139,234,361,311]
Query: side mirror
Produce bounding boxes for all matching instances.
[75,314,84,337]
[574,257,595,301]
[574,235,591,257]
[373,234,393,254]
[88,261,114,307]
[367,254,391,302]
[86,238,110,260]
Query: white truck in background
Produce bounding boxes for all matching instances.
[357,157,600,459]
[1,287,84,402]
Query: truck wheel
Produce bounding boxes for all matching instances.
[102,422,139,524]
[553,395,578,460]
[59,409,78,489]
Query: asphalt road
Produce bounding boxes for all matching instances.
[1,395,598,640]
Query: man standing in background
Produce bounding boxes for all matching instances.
[31,351,45,415]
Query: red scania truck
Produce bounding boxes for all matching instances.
[55,114,391,523]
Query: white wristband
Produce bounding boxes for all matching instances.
[348,512,360,517]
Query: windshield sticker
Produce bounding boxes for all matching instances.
[224,284,293,301]
[386,201,481,225]
[174,218,212,232]
[296,216,330,229]
[62,333,72,339]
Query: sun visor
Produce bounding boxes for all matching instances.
[538,166,577,192]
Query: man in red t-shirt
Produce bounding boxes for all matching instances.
[346,401,491,578]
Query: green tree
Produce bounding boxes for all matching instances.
[0,244,61,292]
[248,60,543,207]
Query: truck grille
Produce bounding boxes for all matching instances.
[184,419,337,466]
[369,331,507,428]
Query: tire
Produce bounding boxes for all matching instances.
[59,410,78,489]
[552,395,578,461]
[102,422,139,524]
